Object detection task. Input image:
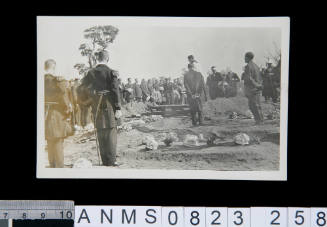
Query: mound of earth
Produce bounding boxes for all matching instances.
[121,102,150,117]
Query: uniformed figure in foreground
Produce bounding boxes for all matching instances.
[184,63,208,126]
[243,52,264,125]
[79,50,122,166]
[44,59,72,168]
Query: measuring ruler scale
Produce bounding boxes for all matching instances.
[0,200,74,220]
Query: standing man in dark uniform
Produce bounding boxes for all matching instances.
[44,59,72,168]
[262,60,275,102]
[206,66,220,100]
[184,63,208,126]
[243,52,264,125]
[226,70,240,97]
[78,50,122,166]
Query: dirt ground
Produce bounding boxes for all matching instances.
[47,96,280,171]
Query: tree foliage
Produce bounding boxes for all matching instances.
[74,25,119,76]
[264,41,281,66]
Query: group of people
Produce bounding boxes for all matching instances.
[118,77,187,106]
[117,62,241,107]
[206,66,240,100]
[44,50,280,168]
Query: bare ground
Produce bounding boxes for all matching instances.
[43,97,280,171]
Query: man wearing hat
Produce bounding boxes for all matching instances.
[78,50,122,166]
[243,52,264,125]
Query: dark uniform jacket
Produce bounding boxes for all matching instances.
[206,72,221,87]
[184,70,207,111]
[262,66,275,97]
[243,60,262,96]
[44,74,71,139]
[79,64,121,129]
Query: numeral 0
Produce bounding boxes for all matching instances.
[168,211,178,225]
[270,210,280,225]
[60,210,73,219]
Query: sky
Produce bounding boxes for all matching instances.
[37,17,281,81]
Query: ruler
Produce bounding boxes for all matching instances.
[0,200,74,220]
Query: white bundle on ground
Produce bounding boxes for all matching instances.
[183,134,199,146]
[128,119,146,126]
[142,135,159,150]
[73,158,93,168]
[117,123,133,132]
[142,115,164,123]
[142,135,155,145]
[234,133,250,145]
[245,110,254,119]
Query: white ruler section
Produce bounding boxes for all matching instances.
[75,206,326,227]
[0,200,74,220]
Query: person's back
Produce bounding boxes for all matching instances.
[244,60,262,90]
[78,50,121,166]
[44,59,72,168]
[243,51,264,125]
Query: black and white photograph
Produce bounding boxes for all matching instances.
[37,16,289,180]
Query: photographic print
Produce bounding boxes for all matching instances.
[37,16,289,180]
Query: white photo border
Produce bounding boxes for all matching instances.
[37,16,290,180]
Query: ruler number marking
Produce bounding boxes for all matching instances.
[60,210,73,219]
[211,210,221,225]
[233,211,244,225]
[294,210,305,225]
[168,211,178,225]
[270,210,280,225]
[190,211,200,225]
[317,211,326,227]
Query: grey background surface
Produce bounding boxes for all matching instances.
[0,220,8,227]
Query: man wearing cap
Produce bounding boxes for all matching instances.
[243,52,264,125]
[184,63,208,126]
[78,50,122,166]
[262,60,275,102]
[187,55,206,76]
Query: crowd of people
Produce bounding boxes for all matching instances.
[44,51,281,168]
[116,67,241,107]
[118,77,187,106]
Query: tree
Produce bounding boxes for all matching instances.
[264,41,281,66]
[74,25,119,76]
